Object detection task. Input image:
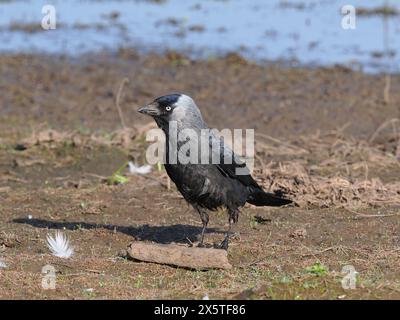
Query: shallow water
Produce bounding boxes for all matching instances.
[0,0,399,73]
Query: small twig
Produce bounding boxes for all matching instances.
[85,269,104,274]
[396,141,400,160]
[138,174,169,189]
[369,118,399,143]
[53,175,71,181]
[301,246,337,257]
[63,272,104,277]
[51,261,74,269]
[84,173,107,180]
[115,78,129,128]
[0,187,11,193]
[354,213,399,218]
[363,162,369,189]
[345,208,400,219]
[255,133,309,153]
[384,74,391,104]
[185,237,194,246]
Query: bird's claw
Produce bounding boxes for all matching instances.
[217,238,229,250]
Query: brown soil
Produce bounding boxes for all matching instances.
[0,52,399,299]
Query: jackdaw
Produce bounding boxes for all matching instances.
[138,94,291,249]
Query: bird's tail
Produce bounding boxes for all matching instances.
[247,189,292,207]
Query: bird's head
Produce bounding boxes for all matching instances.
[138,93,205,129]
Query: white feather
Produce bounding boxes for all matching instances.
[46,231,74,258]
[128,162,152,175]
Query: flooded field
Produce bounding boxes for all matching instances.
[0,0,399,72]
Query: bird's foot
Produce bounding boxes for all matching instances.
[216,237,229,250]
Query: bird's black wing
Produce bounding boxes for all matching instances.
[209,133,261,189]
[209,134,292,207]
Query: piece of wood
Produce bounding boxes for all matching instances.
[127,242,232,270]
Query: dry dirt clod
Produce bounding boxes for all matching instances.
[290,228,307,239]
[253,215,271,224]
[0,232,21,248]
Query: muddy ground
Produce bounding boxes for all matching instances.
[0,52,399,299]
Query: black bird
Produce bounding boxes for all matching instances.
[138,94,291,249]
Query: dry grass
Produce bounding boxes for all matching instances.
[16,125,400,210]
[255,130,400,209]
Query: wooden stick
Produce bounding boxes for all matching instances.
[127,241,232,270]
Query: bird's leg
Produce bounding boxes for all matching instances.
[196,207,209,247]
[219,209,239,250]
[218,219,233,250]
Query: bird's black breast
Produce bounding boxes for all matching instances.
[164,163,249,211]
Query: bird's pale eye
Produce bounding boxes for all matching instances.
[166,106,172,111]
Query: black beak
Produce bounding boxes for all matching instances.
[138,103,160,116]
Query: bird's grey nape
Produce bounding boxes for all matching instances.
[170,94,206,129]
